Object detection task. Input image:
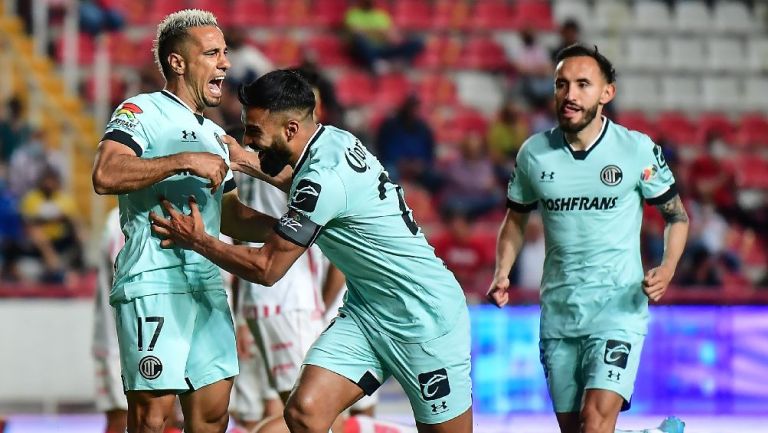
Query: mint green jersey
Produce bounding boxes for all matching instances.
[101,91,235,304]
[507,118,676,338]
[274,125,466,343]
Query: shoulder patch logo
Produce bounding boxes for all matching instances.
[641,165,658,182]
[291,179,322,213]
[600,165,623,186]
[115,102,143,121]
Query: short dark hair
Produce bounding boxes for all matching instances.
[238,69,316,115]
[555,44,616,84]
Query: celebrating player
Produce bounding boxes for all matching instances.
[150,70,473,433]
[488,44,688,433]
[92,10,276,433]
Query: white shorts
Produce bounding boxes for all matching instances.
[247,310,324,393]
[93,354,128,412]
[230,337,279,422]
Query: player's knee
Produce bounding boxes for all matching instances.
[284,394,328,433]
[580,406,614,433]
[134,412,167,433]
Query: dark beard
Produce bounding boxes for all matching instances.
[258,148,290,177]
[557,103,599,134]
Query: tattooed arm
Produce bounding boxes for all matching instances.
[643,194,689,302]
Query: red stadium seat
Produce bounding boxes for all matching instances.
[374,73,413,110]
[336,72,375,106]
[432,0,470,31]
[512,0,555,30]
[310,0,348,28]
[696,113,736,144]
[414,35,463,69]
[735,114,768,148]
[417,74,458,107]
[259,34,302,67]
[657,112,703,148]
[304,34,353,67]
[148,0,187,24]
[392,0,432,31]
[734,156,768,189]
[107,34,144,67]
[189,0,232,26]
[614,111,659,142]
[453,107,489,135]
[468,0,514,30]
[230,0,271,27]
[460,36,507,70]
[55,33,95,65]
[270,0,311,28]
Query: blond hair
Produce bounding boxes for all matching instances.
[153,9,219,79]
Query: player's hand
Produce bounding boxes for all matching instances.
[487,275,511,308]
[184,152,228,193]
[236,323,253,359]
[220,135,247,173]
[149,196,206,250]
[642,264,675,302]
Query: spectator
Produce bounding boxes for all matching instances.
[486,101,529,166]
[0,97,32,163]
[79,0,125,36]
[344,0,423,74]
[528,98,557,134]
[550,18,581,63]
[439,132,503,218]
[293,58,345,127]
[224,27,274,89]
[7,130,65,198]
[508,27,553,107]
[376,94,439,190]
[0,166,24,280]
[430,209,495,303]
[18,166,84,283]
[688,132,740,222]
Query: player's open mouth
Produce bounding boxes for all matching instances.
[562,103,581,118]
[208,77,224,97]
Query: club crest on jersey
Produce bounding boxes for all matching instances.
[291,179,321,213]
[600,165,623,186]
[139,355,163,380]
[641,165,658,182]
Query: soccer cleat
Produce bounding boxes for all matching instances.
[658,416,685,433]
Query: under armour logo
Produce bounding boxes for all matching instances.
[540,171,555,180]
[181,130,197,140]
[608,370,621,381]
[431,401,448,413]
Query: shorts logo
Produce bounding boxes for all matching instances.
[291,179,321,213]
[604,340,631,369]
[139,356,163,380]
[431,401,449,414]
[418,368,451,401]
[607,370,622,382]
[600,165,623,186]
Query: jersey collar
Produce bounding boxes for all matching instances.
[161,90,205,126]
[293,124,325,175]
[563,116,610,160]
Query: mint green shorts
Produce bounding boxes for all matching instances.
[303,308,472,424]
[539,330,645,413]
[114,290,239,392]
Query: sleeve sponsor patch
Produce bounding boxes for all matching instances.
[290,179,322,213]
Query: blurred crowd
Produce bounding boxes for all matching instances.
[1,0,766,300]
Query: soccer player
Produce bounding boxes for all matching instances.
[92,208,127,433]
[149,70,473,433]
[92,10,276,433]
[488,44,688,433]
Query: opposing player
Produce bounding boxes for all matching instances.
[92,208,128,433]
[488,44,688,433]
[150,70,473,433]
[92,10,276,433]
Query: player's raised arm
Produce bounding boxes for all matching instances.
[642,194,689,302]
[488,209,529,308]
[92,140,229,195]
[220,189,278,242]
